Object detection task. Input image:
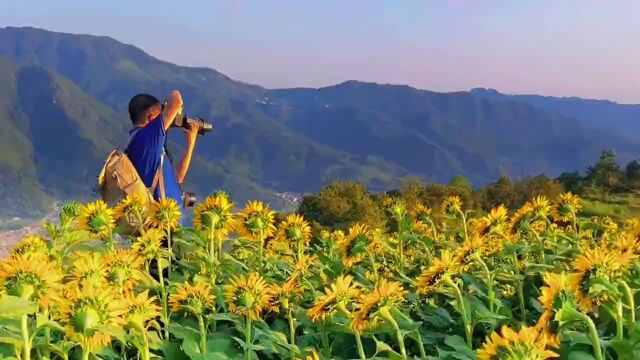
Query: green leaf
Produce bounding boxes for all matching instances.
[162,340,188,360]
[169,322,200,343]
[372,337,404,360]
[0,296,36,318]
[444,335,475,358]
[567,351,596,360]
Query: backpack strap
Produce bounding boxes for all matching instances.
[150,152,166,199]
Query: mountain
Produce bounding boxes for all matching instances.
[0,26,639,218]
[470,88,640,136]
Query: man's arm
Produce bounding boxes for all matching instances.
[161,90,183,132]
[175,122,202,184]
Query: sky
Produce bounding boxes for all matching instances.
[2,0,639,103]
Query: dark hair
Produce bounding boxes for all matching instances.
[128,94,160,125]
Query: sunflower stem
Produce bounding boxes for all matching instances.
[245,317,252,360]
[477,256,495,314]
[579,311,603,360]
[287,308,297,358]
[198,315,207,353]
[20,315,30,360]
[43,310,51,359]
[381,308,407,359]
[458,210,469,242]
[157,256,170,340]
[141,330,151,360]
[444,277,472,348]
[512,253,526,322]
[166,225,173,279]
[354,331,366,360]
[413,330,427,360]
[622,281,636,333]
[81,347,89,360]
[615,300,624,340]
[320,323,330,356]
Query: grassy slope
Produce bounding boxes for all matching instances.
[580,193,640,221]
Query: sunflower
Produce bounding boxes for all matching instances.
[442,195,463,217]
[224,272,272,320]
[193,193,235,237]
[555,192,582,222]
[529,196,556,221]
[236,201,276,241]
[104,249,145,293]
[113,193,147,222]
[67,251,109,291]
[538,272,580,312]
[169,281,215,315]
[477,325,558,360]
[126,290,161,331]
[77,200,116,239]
[412,203,433,223]
[291,254,319,280]
[149,198,182,230]
[10,235,48,259]
[351,279,407,332]
[60,201,83,223]
[308,275,361,322]
[338,223,375,267]
[570,247,626,313]
[57,284,126,353]
[510,204,533,234]
[276,214,312,248]
[268,277,304,313]
[0,254,63,310]
[132,228,165,261]
[415,250,462,295]
[476,205,509,236]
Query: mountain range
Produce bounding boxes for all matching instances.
[0,26,638,218]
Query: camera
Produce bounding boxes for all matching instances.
[172,112,213,135]
[182,191,197,208]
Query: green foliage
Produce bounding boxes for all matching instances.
[298,180,386,230]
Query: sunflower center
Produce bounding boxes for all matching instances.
[89,214,109,232]
[238,291,256,309]
[286,227,303,241]
[246,216,267,234]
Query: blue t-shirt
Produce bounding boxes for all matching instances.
[125,116,183,210]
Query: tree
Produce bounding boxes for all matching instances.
[585,150,621,194]
[557,171,584,194]
[625,160,640,189]
[297,180,386,231]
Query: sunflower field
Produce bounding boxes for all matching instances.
[1,191,639,360]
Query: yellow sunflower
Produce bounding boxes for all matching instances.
[351,279,407,332]
[132,228,165,262]
[529,196,557,221]
[67,251,108,291]
[113,193,147,222]
[476,205,509,236]
[510,204,533,234]
[236,201,276,241]
[57,284,126,353]
[569,247,626,313]
[538,272,580,312]
[169,281,215,315]
[77,200,116,239]
[338,223,375,267]
[415,250,462,295]
[224,272,272,320]
[125,290,161,331]
[276,214,312,248]
[0,254,63,310]
[268,277,304,313]
[555,192,582,222]
[412,203,433,223]
[10,235,48,259]
[477,325,558,360]
[104,249,145,293]
[308,275,361,322]
[149,198,182,230]
[442,195,463,216]
[193,193,235,237]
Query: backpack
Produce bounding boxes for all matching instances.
[97,134,165,234]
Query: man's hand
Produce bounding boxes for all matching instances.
[161,90,184,132]
[184,121,203,145]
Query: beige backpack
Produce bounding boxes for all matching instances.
[97,148,165,233]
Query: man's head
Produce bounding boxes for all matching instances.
[128,94,162,127]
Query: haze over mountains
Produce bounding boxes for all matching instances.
[0,26,639,218]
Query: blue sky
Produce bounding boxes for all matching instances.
[2,0,639,103]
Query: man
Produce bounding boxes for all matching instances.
[125,90,201,213]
